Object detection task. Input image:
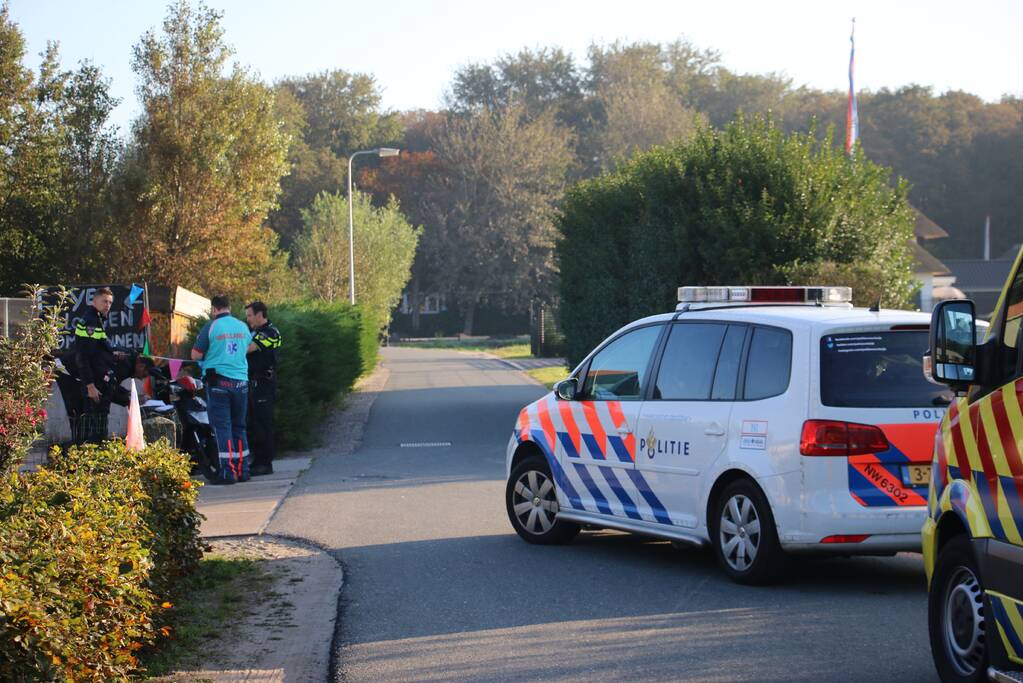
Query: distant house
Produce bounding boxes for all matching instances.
[911,209,957,312]
[943,259,1015,320]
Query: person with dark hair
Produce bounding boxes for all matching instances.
[245,300,281,476]
[71,286,130,443]
[191,295,251,484]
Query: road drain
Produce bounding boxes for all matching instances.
[399,441,452,448]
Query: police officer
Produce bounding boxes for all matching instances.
[192,295,251,484]
[245,301,281,476]
[72,287,129,443]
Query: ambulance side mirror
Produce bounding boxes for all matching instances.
[928,300,977,388]
[554,377,578,401]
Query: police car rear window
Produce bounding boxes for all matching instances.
[820,332,954,408]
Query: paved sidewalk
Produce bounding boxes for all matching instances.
[196,456,313,537]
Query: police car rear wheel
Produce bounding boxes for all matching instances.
[506,456,579,545]
[929,535,988,682]
[711,479,786,585]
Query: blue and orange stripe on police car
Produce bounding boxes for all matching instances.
[847,423,933,507]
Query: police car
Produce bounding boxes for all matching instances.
[506,285,954,584]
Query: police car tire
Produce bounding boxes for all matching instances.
[506,456,580,545]
[710,479,787,585]
[928,534,988,683]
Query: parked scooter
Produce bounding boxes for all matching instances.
[141,366,218,480]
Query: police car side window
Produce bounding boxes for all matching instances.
[653,323,728,400]
[744,327,792,400]
[583,325,662,400]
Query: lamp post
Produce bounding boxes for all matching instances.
[347,147,400,304]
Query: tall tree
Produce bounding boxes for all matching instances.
[293,191,419,327]
[269,70,402,250]
[428,104,572,334]
[112,0,289,299]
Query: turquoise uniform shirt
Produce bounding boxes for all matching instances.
[194,312,250,381]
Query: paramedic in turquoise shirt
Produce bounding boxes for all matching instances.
[191,295,251,484]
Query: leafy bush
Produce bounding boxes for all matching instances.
[0,287,67,474]
[0,440,203,681]
[272,301,378,449]
[556,116,917,366]
[184,301,378,450]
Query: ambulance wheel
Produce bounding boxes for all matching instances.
[506,455,579,545]
[928,534,988,683]
[710,479,787,585]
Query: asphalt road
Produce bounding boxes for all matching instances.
[268,347,937,682]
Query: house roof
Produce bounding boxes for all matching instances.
[911,240,951,276]
[913,208,950,240]
[945,259,1015,291]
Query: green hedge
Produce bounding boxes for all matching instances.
[270,301,378,449]
[556,116,917,367]
[0,440,203,681]
[186,301,379,450]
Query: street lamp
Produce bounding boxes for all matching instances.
[347,147,401,305]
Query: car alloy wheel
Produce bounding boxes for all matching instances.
[719,493,761,572]
[511,469,559,535]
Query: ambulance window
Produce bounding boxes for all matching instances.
[744,327,792,400]
[583,325,662,400]
[999,265,1023,379]
[654,323,727,400]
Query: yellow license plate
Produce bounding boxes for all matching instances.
[906,464,931,487]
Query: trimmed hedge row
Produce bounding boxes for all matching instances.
[0,440,203,681]
[270,301,378,449]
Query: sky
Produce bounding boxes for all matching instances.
[9,0,1023,134]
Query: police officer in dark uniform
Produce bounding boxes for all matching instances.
[245,301,281,475]
[72,287,130,443]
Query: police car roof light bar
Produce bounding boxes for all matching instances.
[677,286,852,306]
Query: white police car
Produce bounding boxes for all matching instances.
[505,286,956,584]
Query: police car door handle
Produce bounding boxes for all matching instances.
[617,426,632,436]
[704,424,726,436]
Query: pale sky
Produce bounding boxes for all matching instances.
[10,0,1023,134]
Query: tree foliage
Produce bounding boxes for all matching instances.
[109,0,289,301]
[425,105,573,334]
[557,116,917,366]
[293,191,419,327]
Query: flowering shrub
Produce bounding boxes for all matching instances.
[0,286,67,474]
[0,440,205,680]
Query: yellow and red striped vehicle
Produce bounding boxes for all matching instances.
[925,249,1023,683]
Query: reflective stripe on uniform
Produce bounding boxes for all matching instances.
[74,322,107,340]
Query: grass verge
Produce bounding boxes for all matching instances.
[139,555,273,678]
[525,365,570,389]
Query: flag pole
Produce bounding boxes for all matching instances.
[845,17,859,156]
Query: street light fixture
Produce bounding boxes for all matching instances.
[347,147,401,304]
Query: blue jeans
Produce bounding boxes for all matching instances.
[206,376,250,483]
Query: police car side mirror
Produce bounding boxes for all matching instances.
[554,378,578,401]
[929,300,977,388]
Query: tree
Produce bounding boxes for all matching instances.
[293,191,419,328]
[557,116,917,366]
[421,105,573,334]
[111,1,289,300]
[0,3,121,293]
[269,70,402,250]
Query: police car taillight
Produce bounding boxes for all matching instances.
[799,420,889,457]
[677,286,852,305]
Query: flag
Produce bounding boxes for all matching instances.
[143,337,150,356]
[845,19,859,155]
[168,358,183,379]
[137,308,152,331]
[128,284,144,305]
[126,380,146,451]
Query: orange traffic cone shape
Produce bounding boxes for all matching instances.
[126,380,146,451]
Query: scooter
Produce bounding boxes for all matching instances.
[141,366,219,480]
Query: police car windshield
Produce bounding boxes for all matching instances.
[820,331,954,408]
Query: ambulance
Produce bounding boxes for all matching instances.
[506,285,952,585]
[924,261,1023,681]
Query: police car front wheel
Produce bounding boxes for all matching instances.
[506,456,580,545]
[710,479,787,585]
